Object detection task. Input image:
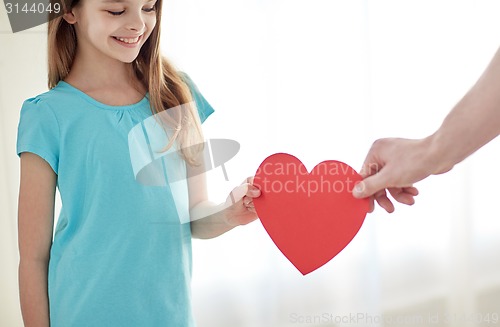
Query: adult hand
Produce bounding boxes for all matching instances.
[352,137,440,213]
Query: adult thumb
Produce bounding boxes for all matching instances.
[353,172,388,198]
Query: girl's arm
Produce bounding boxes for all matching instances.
[187,154,260,239]
[18,152,56,327]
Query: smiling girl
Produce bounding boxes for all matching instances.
[16,0,260,326]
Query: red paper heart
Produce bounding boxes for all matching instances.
[253,153,369,275]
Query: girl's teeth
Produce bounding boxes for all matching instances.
[115,36,140,44]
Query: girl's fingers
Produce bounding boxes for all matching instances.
[243,196,254,207]
[246,184,261,198]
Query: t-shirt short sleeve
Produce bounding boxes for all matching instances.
[178,72,215,123]
[16,97,60,174]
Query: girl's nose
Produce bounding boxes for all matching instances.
[127,12,145,32]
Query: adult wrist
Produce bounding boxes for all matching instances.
[425,132,455,175]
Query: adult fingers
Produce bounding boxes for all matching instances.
[388,187,416,206]
[353,169,391,199]
[373,189,395,213]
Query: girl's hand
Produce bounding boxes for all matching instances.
[223,177,261,226]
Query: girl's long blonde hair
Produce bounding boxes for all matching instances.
[47,0,204,165]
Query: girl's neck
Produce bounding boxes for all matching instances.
[63,49,147,106]
[66,55,136,89]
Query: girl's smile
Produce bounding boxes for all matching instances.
[112,34,143,47]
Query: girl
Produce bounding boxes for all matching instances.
[16,0,260,325]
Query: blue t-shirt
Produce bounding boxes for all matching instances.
[16,74,214,327]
